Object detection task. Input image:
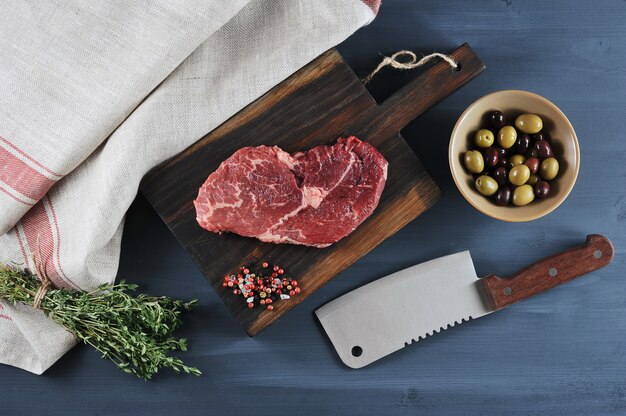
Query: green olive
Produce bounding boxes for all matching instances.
[513,184,535,206]
[527,173,540,186]
[515,114,543,134]
[509,154,526,167]
[474,129,495,148]
[540,157,559,180]
[464,150,485,174]
[497,126,517,149]
[475,175,499,196]
[509,164,531,186]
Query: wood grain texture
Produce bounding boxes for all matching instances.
[482,234,614,309]
[140,44,484,335]
[3,1,626,415]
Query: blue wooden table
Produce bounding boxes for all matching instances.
[2,1,625,414]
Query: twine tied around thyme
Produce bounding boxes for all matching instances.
[0,239,201,379]
[31,237,51,309]
[363,51,459,85]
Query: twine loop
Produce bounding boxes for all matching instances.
[363,50,459,85]
[32,237,51,309]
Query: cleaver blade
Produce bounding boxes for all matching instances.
[316,235,614,369]
[316,251,489,369]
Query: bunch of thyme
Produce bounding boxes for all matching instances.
[0,263,201,380]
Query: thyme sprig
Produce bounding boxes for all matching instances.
[0,263,201,380]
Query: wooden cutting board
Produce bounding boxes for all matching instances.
[140,43,485,335]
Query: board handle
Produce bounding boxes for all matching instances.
[373,43,485,135]
[481,234,614,310]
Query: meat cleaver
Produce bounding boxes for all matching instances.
[316,234,614,368]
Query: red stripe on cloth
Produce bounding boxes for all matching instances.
[0,182,33,205]
[361,0,381,14]
[20,202,69,288]
[0,144,57,201]
[0,304,11,321]
[0,136,62,178]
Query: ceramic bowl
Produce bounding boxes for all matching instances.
[449,90,579,222]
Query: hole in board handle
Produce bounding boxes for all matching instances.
[351,346,363,357]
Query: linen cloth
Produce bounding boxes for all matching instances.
[0,0,379,374]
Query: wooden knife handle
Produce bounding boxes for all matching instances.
[481,234,614,310]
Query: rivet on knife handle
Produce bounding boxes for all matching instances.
[481,234,614,310]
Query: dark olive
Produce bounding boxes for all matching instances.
[526,148,539,159]
[525,157,540,174]
[487,110,506,130]
[494,186,512,206]
[496,157,510,169]
[532,131,550,143]
[534,181,551,198]
[515,133,531,154]
[534,140,553,159]
[493,147,508,163]
[493,167,508,186]
[484,147,499,167]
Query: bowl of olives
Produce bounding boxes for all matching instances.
[449,90,579,222]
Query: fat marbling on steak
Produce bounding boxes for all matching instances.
[193,136,388,248]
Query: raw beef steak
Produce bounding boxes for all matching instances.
[194,136,388,248]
